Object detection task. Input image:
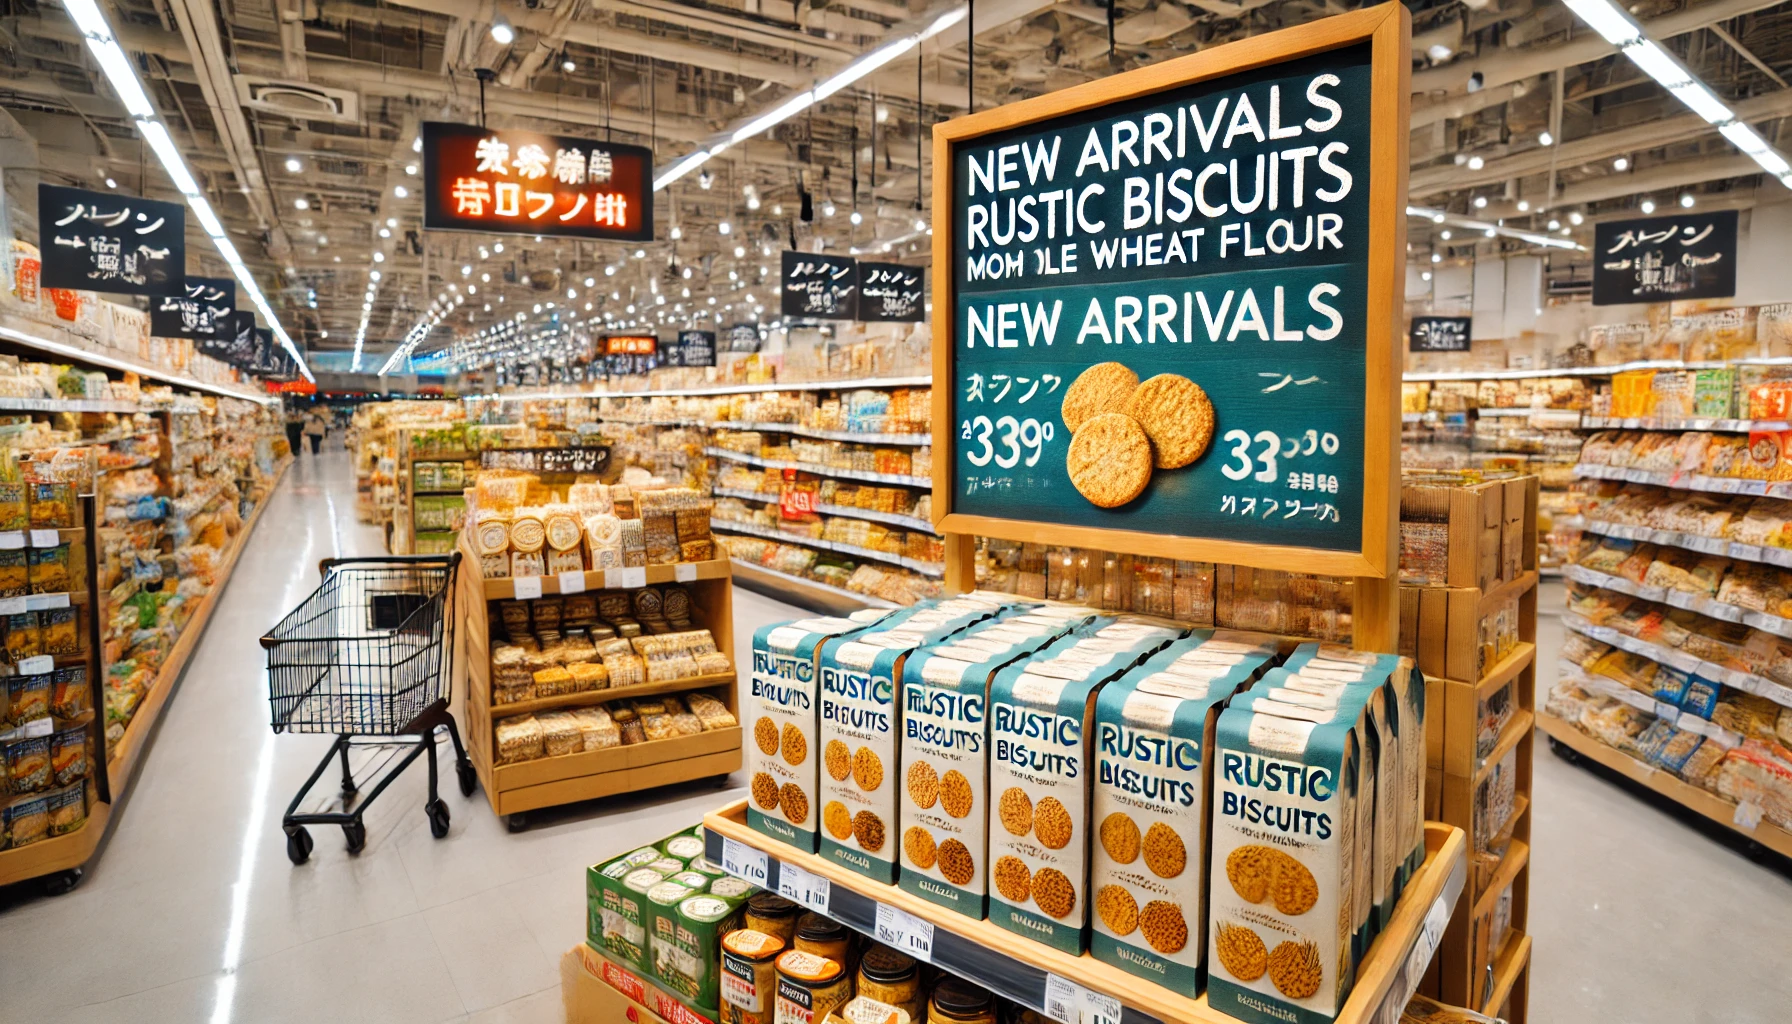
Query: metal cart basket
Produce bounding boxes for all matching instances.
[261,553,473,864]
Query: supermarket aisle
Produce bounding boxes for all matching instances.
[1528,583,1792,1024]
[0,452,752,1024]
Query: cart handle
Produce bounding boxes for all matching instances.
[317,551,463,579]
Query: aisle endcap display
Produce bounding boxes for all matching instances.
[701,801,1466,1024]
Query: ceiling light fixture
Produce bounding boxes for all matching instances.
[1640,198,1657,214]
[1466,155,1484,170]
[1680,192,1696,207]
[1613,156,1630,171]
[285,157,302,172]
[1538,131,1553,146]
[394,185,409,198]
[490,18,515,44]
[293,198,309,210]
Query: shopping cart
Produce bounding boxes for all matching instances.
[261,553,474,864]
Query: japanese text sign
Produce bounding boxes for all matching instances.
[724,323,761,353]
[151,276,235,340]
[202,310,260,368]
[1593,210,1737,306]
[604,334,657,356]
[857,261,926,322]
[1408,315,1470,352]
[667,329,716,367]
[421,122,653,242]
[933,6,1408,577]
[479,446,611,474]
[38,184,185,296]
[781,250,858,319]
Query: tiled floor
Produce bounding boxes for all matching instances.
[4,457,1791,1021]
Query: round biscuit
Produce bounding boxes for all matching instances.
[823,800,853,839]
[907,760,939,810]
[1122,374,1215,469]
[998,787,1034,836]
[1138,901,1188,954]
[993,855,1032,903]
[1099,812,1140,864]
[852,746,884,792]
[824,739,852,781]
[1142,822,1187,879]
[1061,362,1139,433]
[1270,850,1319,916]
[940,770,974,818]
[904,826,938,869]
[1066,413,1152,508]
[1215,922,1268,982]
[937,839,975,886]
[1033,796,1073,850]
[1226,845,1275,903]
[1031,868,1076,919]
[780,724,807,766]
[1267,940,1323,999]
[778,783,809,824]
[1095,884,1138,935]
[753,717,779,755]
[852,811,886,852]
[750,772,780,810]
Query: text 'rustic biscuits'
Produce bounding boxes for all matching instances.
[1215,922,1267,982]
[754,718,780,756]
[852,746,884,792]
[1142,822,1187,879]
[904,826,937,869]
[940,770,974,819]
[1123,374,1216,469]
[1061,362,1139,433]
[1100,812,1141,864]
[907,760,939,810]
[1031,868,1077,919]
[998,787,1034,836]
[1033,796,1073,850]
[938,839,975,886]
[778,783,809,825]
[1096,884,1139,936]
[1066,413,1153,508]
[994,855,1032,903]
[824,800,853,840]
[780,723,807,766]
[825,739,853,781]
[751,772,780,810]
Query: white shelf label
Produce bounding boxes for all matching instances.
[719,837,769,888]
[621,566,647,588]
[0,596,24,615]
[873,902,934,962]
[511,576,543,600]
[556,570,587,595]
[675,562,698,583]
[0,532,23,550]
[1652,700,1680,724]
[17,654,52,675]
[776,861,831,915]
[1044,975,1121,1024]
[28,529,59,548]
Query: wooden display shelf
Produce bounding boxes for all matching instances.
[1472,840,1529,921]
[1474,710,1534,787]
[703,800,1467,1024]
[1473,641,1536,699]
[1483,932,1532,1022]
[481,558,732,600]
[0,797,111,887]
[488,672,736,717]
[729,557,901,613]
[1538,711,1792,858]
[494,727,741,805]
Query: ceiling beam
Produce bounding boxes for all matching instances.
[1475,153,1765,219]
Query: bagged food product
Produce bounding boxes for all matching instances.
[42,607,77,655]
[5,734,51,793]
[7,672,50,726]
[687,692,737,730]
[49,725,87,787]
[493,714,542,764]
[537,711,582,756]
[0,548,26,598]
[4,794,49,847]
[45,781,86,836]
[50,666,89,719]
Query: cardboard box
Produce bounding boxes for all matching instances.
[564,943,713,1024]
[1399,479,1508,591]
[1409,586,1486,684]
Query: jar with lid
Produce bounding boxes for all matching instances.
[856,944,922,1021]
[746,892,802,945]
[928,978,996,1024]
[773,949,852,1024]
[720,928,785,1024]
[794,913,853,970]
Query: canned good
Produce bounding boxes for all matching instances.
[721,928,785,1024]
[774,949,851,1024]
[746,892,802,945]
[855,945,921,1022]
[794,913,853,969]
[928,978,995,1024]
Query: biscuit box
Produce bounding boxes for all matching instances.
[987,617,1187,953]
[896,604,1101,918]
[817,595,1014,882]
[749,609,908,851]
[1088,632,1281,995]
[1208,683,1366,1024]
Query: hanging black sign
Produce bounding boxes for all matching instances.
[151,276,235,339]
[479,446,612,474]
[724,323,760,353]
[201,310,259,368]
[38,184,185,296]
[667,330,716,368]
[781,250,858,319]
[1593,210,1738,306]
[420,121,653,242]
[1408,316,1472,352]
[856,262,925,322]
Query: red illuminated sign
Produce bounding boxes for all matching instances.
[421,122,653,242]
[603,335,657,356]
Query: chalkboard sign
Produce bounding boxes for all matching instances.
[668,329,716,367]
[1593,210,1737,306]
[151,277,234,340]
[724,323,760,353]
[933,7,1408,579]
[38,184,185,296]
[781,250,858,319]
[479,447,612,474]
[1409,316,1471,352]
[857,262,925,322]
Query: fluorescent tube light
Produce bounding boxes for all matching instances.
[732,91,815,144]
[1667,80,1732,124]
[816,38,917,101]
[1720,122,1770,154]
[60,0,115,41]
[135,120,201,196]
[1625,40,1692,89]
[90,40,155,117]
[187,195,225,238]
[920,6,968,40]
[653,149,711,191]
[1562,0,1643,46]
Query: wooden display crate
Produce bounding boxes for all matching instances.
[457,535,742,827]
[1400,477,1538,593]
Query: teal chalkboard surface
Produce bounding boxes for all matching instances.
[932,8,1407,580]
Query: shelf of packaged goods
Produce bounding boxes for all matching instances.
[713,487,938,534]
[106,459,287,785]
[409,488,468,497]
[702,802,1466,1024]
[1473,710,1534,788]
[1538,712,1792,857]
[1563,563,1792,641]
[1581,415,1792,432]
[1556,663,1747,748]
[0,396,143,414]
[0,797,111,887]
[1561,610,1792,711]
[728,558,901,612]
[1564,516,1792,572]
[1475,407,1585,420]
[1482,932,1532,1019]
[717,422,933,446]
[1474,642,1536,700]
[1479,570,1539,617]
[1572,462,1792,500]
[489,727,742,815]
[480,558,733,600]
[1400,358,1792,383]
[0,316,277,405]
[704,446,930,487]
[711,521,944,577]
[488,672,736,718]
[477,375,933,402]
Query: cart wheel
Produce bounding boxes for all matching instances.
[342,821,367,854]
[1548,737,1579,765]
[286,827,314,865]
[42,868,82,895]
[428,799,452,839]
[506,812,529,833]
[456,759,477,797]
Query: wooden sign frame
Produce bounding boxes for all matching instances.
[929,4,1410,588]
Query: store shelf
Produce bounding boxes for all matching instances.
[1556,663,1745,747]
[1581,415,1792,432]
[1561,610,1792,709]
[704,446,931,487]
[0,396,143,414]
[1573,462,1792,499]
[716,421,933,446]
[1475,407,1585,419]
[477,375,933,402]
[409,488,466,496]
[1565,516,1792,571]
[0,314,276,404]
[703,801,1465,1024]
[1483,932,1532,1017]
[1402,359,1751,383]
[728,558,900,611]
[1564,563,1792,639]
[1539,711,1792,858]
[1475,641,1537,699]
[1471,840,1530,922]
[0,798,111,887]
[488,672,736,717]
[713,487,939,534]
[712,521,944,576]
[1474,710,1534,787]
[480,558,733,599]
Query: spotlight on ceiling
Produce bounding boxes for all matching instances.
[1680,193,1696,208]
[285,157,303,173]
[490,18,515,44]
[1613,156,1629,171]
[1640,198,1656,214]
[104,178,116,188]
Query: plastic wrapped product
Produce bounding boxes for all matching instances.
[619,718,647,745]
[568,482,612,514]
[532,667,576,697]
[494,714,543,764]
[537,711,583,756]
[547,548,584,574]
[492,683,533,706]
[562,633,598,665]
[0,549,26,598]
[686,693,738,730]
[545,508,584,552]
[28,482,74,529]
[620,518,647,567]
[6,734,51,792]
[49,726,87,787]
[6,611,41,660]
[509,550,545,578]
[639,710,678,742]
[491,644,532,686]
[508,511,546,554]
[0,482,25,531]
[4,794,49,847]
[42,607,78,655]
[50,667,89,719]
[499,600,533,636]
[584,514,624,568]
[568,662,609,691]
[563,595,599,628]
[6,673,50,726]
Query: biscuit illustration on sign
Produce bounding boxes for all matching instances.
[1139,901,1188,954]
[778,783,809,825]
[1060,361,1139,433]
[754,717,780,756]
[1096,884,1138,935]
[1225,845,1276,903]
[751,772,780,810]
[907,760,939,810]
[1269,852,1319,915]
[852,746,884,792]
[994,855,1032,903]
[825,739,852,781]
[1227,844,1319,915]
[905,826,938,869]
[998,787,1034,836]
[1033,796,1073,850]
[824,800,853,839]
[1124,374,1216,469]
[940,770,974,818]
[1059,364,1216,508]
[853,811,886,852]
[1031,867,1077,919]
[1100,812,1141,864]
[938,839,975,885]
[780,723,807,766]
[1142,822,1187,879]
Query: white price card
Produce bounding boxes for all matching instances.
[1652,701,1680,724]
[0,532,23,550]
[557,570,587,595]
[17,655,52,675]
[873,903,934,962]
[24,593,68,612]
[511,576,543,600]
[28,529,58,548]
[621,566,647,588]
[776,861,831,914]
[1735,800,1765,831]
[719,837,769,887]
[1044,975,1122,1024]
[0,596,25,616]
[675,562,698,583]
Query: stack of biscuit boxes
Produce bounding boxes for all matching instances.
[1089,630,1281,996]
[897,603,1104,917]
[748,609,911,851]
[1207,644,1425,1024]
[986,617,1188,953]
[815,595,1020,882]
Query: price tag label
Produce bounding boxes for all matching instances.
[1735,800,1765,831]
[1652,700,1680,724]
[621,566,647,588]
[0,596,25,615]
[1044,975,1122,1024]
[28,529,59,548]
[719,837,769,887]
[557,570,587,595]
[511,576,543,600]
[776,861,831,914]
[675,563,698,583]
[873,903,934,962]
[0,532,24,550]
[17,654,52,675]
